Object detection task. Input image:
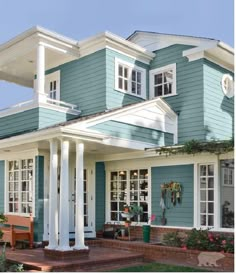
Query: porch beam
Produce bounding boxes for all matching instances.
[73,142,88,250]
[46,139,59,250]
[58,139,72,251]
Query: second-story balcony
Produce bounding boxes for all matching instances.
[0,26,81,139]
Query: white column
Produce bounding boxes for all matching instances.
[46,139,59,250]
[57,139,72,251]
[73,142,88,250]
[35,43,46,102]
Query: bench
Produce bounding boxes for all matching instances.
[1,214,34,250]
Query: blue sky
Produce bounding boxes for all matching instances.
[0,0,234,109]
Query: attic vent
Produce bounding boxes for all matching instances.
[221,74,234,98]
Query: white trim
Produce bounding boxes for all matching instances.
[193,163,198,228]
[114,57,146,99]
[149,63,177,99]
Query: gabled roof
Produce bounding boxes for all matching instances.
[128,30,234,71]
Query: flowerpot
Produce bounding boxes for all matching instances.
[143,225,151,243]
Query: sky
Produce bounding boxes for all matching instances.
[0,0,234,109]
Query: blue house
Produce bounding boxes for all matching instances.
[0,27,234,251]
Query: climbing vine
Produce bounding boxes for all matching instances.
[152,139,234,156]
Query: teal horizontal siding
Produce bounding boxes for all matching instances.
[58,49,107,116]
[90,120,174,146]
[0,161,5,213]
[106,48,148,109]
[38,107,75,129]
[150,45,205,144]
[95,162,106,231]
[151,164,194,227]
[0,109,38,138]
[34,156,44,242]
[203,60,234,141]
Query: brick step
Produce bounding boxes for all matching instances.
[52,252,144,272]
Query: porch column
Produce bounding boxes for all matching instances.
[46,139,59,250]
[57,139,72,251]
[35,43,46,102]
[73,142,88,250]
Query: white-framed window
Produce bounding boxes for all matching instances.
[115,58,146,99]
[45,71,60,101]
[221,160,234,228]
[199,164,215,227]
[109,169,149,223]
[149,64,176,99]
[7,159,34,215]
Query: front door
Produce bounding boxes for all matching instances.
[69,168,94,238]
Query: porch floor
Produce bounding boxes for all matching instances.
[5,244,145,272]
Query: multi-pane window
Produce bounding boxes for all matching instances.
[131,70,142,95]
[110,169,149,223]
[49,80,57,100]
[199,164,214,227]
[8,159,33,215]
[154,70,173,96]
[115,58,146,98]
[150,64,176,98]
[221,160,234,228]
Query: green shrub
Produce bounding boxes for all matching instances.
[163,231,183,247]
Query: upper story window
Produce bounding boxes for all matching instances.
[45,71,60,101]
[149,64,176,99]
[115,58,146,99]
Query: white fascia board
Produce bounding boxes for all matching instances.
[183,42,234,72]
[69,97,177,130]
[78,31,155,64]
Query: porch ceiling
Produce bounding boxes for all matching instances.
[0,26,80,87]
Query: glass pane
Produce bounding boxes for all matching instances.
[22,171,27,180]
[111,192,117,200]
[111,202,117,211]
[119,171,126,180]
[14,171,19,181]
[83,181,87,191]
[156,85,162,96]
[119,202,126,211]
[164,71,173,82]
[200,190,206,201]
[84,205,87,215]
[140,213,148,223]
[124,80,128,91]
[111,181,117,191]
[22,193,27,202]
[137,84,141,95]
[201,214,206,226]
[9,161,14,171]
[132,70,136,81]
[84,193,87,203]
[14,161,19,170]
[9,172,13,181]
[132,82,136,93]
[9,182,14,191]
[155,74,162,85]
[208,190,214,201]
[208,178,214,188]
[208,165,214,176]
[164,83,172,95]
[118,65,123,76]
[14,193,18,201]
[200,165,206,176]
[84,216,88,226]
[111,212,117,221]
[130,181,138,190]
[137,71,141,83]
[200,178,206,188]
[14,182,19,191]
[208,215,214,226]
[9,193,13,201]
[208,203,214,213]
[200,202,206,214]
[9,203,13,212]
[124,68,128,78]
[118,78,123,89]
[14,203,18,212]
[111,172,118,180]
[130,170,138,179]
[22,160,27,169]
[120,181,127,191]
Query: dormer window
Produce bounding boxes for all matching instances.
[150,64,176,98]
[115,58,146,99]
